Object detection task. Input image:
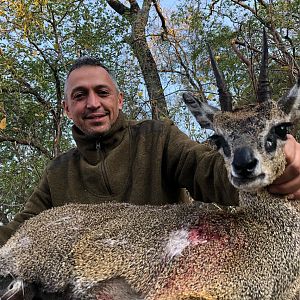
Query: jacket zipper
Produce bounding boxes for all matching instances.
[96,141,112,195]
[96,141,102,154]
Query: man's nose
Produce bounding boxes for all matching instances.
[86,92,101,109]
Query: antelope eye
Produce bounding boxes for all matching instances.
[210,134,231,157]
[265,135,277,153]
[265,122,292,153]
[274,122,292,140]
[210,134,223,149]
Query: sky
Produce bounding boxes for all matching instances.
[161,0,180,9]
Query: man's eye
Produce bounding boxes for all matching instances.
[97,90,110,97]
[73,92,85,100]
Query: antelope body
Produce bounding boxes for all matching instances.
[1,189,300,300]
[1,32,300,300]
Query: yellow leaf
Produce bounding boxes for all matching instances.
[198,76,207,83]
[0,117,6,130]
[137,91,143,97]
[281,66,290,71]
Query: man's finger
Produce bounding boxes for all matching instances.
[269,175,300,195]
[283,134,296,165]
[272,163,300,185]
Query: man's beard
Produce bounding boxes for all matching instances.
[77,123,111,138]
[78,110,111,137]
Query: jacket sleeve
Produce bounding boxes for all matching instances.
[164,122,239,206]
[0,169,53,246]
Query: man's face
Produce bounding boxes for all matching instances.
[63,66,123,136]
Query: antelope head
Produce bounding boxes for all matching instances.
[183,30,300,192]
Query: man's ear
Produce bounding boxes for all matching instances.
[118,92,124,110]
[63,100,72,120]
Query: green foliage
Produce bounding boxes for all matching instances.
[0,145,47,222]
[0,0,139,218]
[154,0,299,134]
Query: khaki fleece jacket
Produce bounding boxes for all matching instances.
[0,111,238,245]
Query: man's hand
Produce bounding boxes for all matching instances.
[268,134,300,199]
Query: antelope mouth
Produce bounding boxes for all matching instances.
[231,173,266,190]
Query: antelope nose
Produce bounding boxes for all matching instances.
[232,147,258,177]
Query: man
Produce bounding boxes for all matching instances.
[1,56,300,246]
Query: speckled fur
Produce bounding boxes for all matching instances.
[1,195,300,300]
[1,88,300,299]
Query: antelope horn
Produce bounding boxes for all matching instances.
[257,28,271,103]
[207,43,233,112]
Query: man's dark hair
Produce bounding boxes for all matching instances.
[67,56,111,78]
[64,56,120,98]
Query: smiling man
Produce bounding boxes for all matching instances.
[64,63,123,136]
[1,56,300,247]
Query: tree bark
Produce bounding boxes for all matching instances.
[106,0,168,119]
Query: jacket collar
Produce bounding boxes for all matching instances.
[72,110,127,165]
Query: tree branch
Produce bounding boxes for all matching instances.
[231,39,251,67]
[157,15,207,99]
[15,77,48,107]
[231,0,299,73]
[13,75,55,113]
[107,0,169,119]
[134,0,152,29]
[129,0,140,13]
[232,39,283,65]
[209,0,222,17]
[56,0,84,25]
[257,0,268,9]
[0,134,51,157]
[231,38,257,95]
[46,4,63,103]
[27,38,56,74]
[3,71,58,127]
[152,0,168,36]
[106,0,131,16]
[284,29,296,59]
[230,0,267,26]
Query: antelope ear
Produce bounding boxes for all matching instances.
[278,77,300,119]
[182,92,219,130]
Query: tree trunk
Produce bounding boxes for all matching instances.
[106,0,168,119]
